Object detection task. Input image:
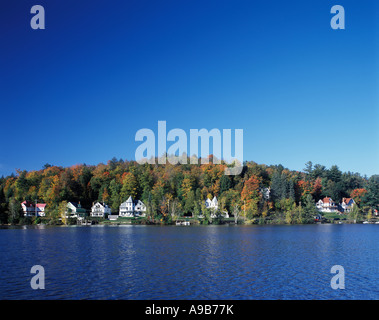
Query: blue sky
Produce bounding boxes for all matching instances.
[0,0,378,177]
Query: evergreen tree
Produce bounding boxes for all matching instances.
[362,175,379,209]
[303,194,318,223]
[220,175,232,194]
[280,172,288,200]
[270,171,282,202]
[303,161,313,180]
[327,165,342,183]
[312,164,326,179]
[289,180,295,201]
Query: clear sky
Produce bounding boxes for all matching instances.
[0,0,378,177]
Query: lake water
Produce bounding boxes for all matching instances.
[1,224,379,300]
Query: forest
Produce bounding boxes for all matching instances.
[0,156,378,225]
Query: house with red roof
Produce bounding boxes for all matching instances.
[339,198,355,213]
[316,197,338,213]
[21,201,46,217]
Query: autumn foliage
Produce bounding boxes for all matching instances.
[0,157,377,224]
[350,188,367,205]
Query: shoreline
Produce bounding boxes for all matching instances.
[3,210,377,227]
[1,220,373,227]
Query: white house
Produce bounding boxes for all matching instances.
[66,202,86,218]
[204,196,229,218]
[91,202,112,218]
[119,196,146,217]
[21,201,46,217]
[21,201,35,217]
[261,187,271,200]
[205,196,218,211]
[35,204,46,216]
[339,198,355,213]
[316,197,338,213]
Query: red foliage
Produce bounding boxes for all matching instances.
[350,188,367,205]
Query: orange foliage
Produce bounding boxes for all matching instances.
[312,177,322,198]
[297,180,312,198]
[350,188,367,205]
[241,175,261,215]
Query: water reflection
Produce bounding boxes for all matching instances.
[2,224,379,299]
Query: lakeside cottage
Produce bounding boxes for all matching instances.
[339,197,355,213]
[119,196,146,217]
[205,196,218,210]
[66,202,86,219]
[316,197,357,214]
[91,202,112,218]
[21,201,46,217]
[316,197,338,213]
[204,196,229,219]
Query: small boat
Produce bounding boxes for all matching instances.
[176,221,190,226]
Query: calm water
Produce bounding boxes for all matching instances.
[1,224,379,300]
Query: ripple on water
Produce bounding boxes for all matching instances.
[1,224,379,299]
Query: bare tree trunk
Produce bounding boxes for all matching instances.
[233,204,239,224]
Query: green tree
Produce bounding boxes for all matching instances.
[220,175,232,194]
[367,208,373,221]
[362,175,379,210]
[312,164,326,179]
[183,190,195,215]
[349,203,362,223]
[270,171,282,202]
[8,198,21,224]
[285,209,294,224]
[327,165,342,183]
[200,201,211,224]
[303,161,313,180]
[193,200,201,219]
[15,170,29,201]
[169,198,182,221]
[109,179,122,212]
[302,194,318,224]
[289,180,295,201]
[120,173,138,200]
[59,201,68,225]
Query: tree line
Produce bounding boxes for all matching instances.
[0,157,378,225]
